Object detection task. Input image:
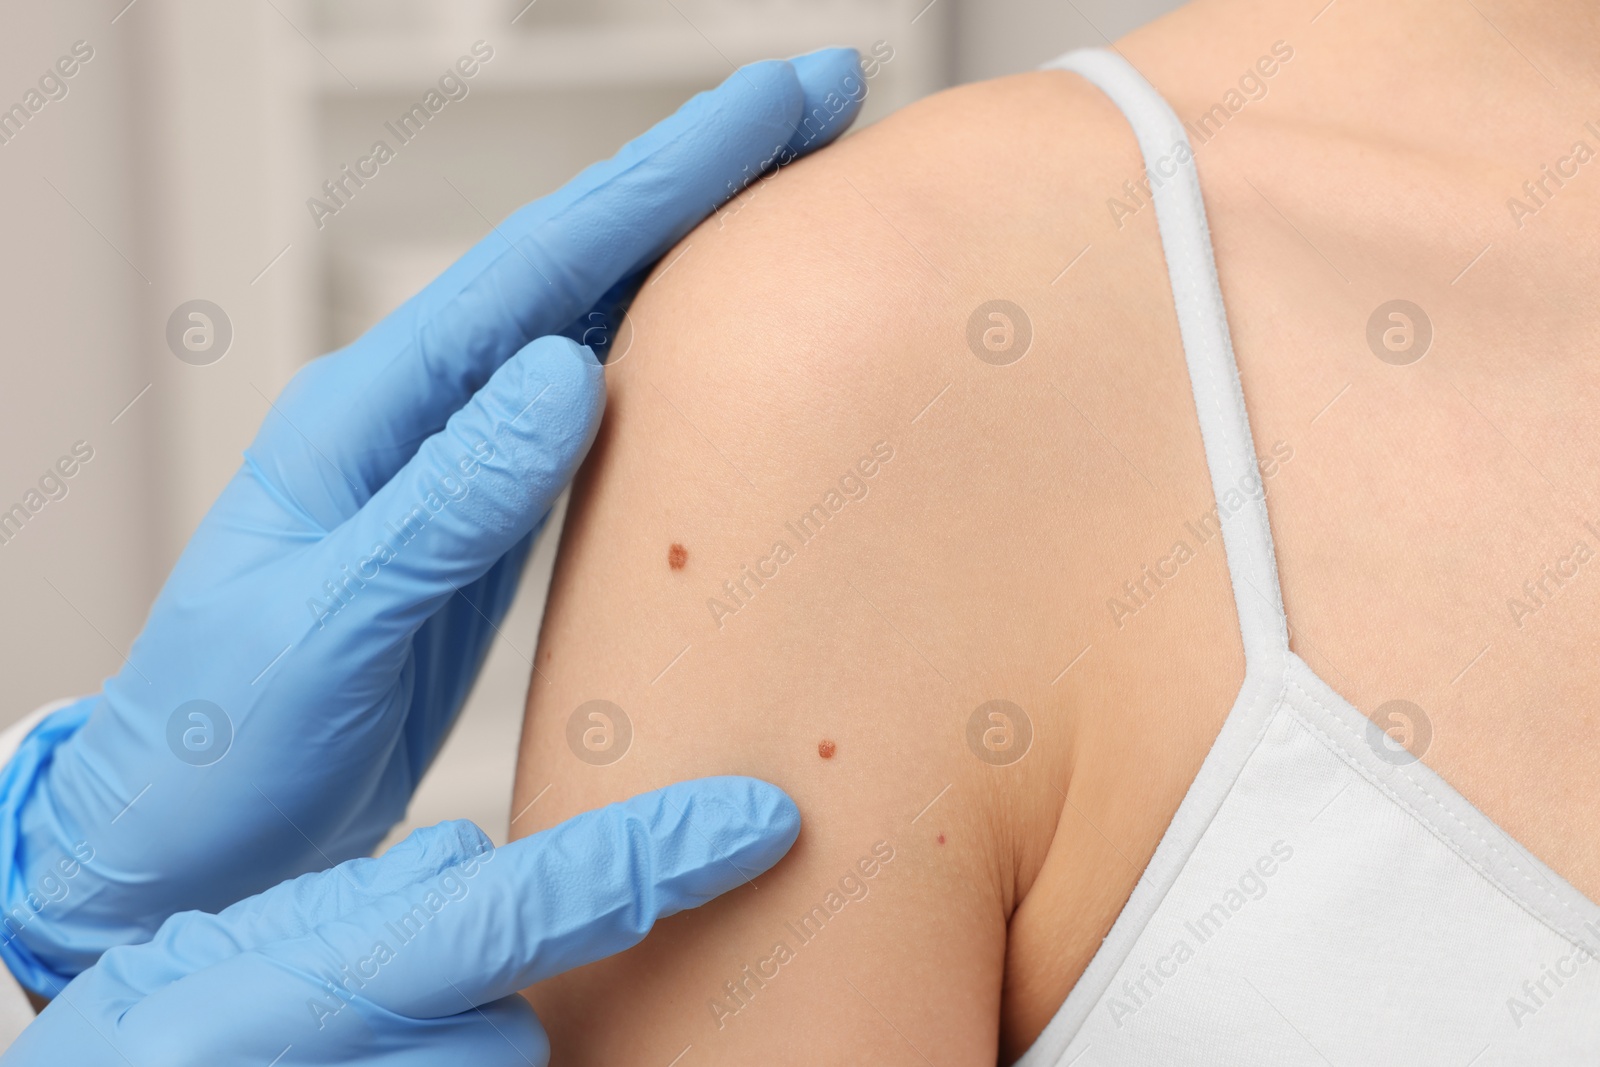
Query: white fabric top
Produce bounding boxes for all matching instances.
[1018,49,1600,1065]
[0,703,61,1049]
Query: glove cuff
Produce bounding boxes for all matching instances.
[0,697,95,996]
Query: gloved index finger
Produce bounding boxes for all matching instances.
[281,777,801,1020]
[257,48,865,515]
[105,820,497,998]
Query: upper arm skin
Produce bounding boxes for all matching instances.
[512,71,1243,1065]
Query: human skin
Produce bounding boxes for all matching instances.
[512,1,1600,1061]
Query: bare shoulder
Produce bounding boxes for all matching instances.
[596,67,1172,400]
[512,67,1242,1064]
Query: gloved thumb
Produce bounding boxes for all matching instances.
[306,333,603,650]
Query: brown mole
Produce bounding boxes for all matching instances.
[817,739,836,759]
[667,543,688,570]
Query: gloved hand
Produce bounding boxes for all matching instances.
[2,777,798,1065]
[0,49,864,992]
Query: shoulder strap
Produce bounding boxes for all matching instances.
[1044,47,1289,666]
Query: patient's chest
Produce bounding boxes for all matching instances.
[1196,123,1600,904]
[1003,81,1600,1057]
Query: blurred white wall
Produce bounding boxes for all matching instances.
[0,0,1183,848]
[954,0,1187,82]
[0,5,159,719]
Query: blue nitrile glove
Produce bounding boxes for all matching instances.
[2,777,799,1066]
[0,49,864,993]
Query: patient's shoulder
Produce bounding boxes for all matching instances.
[516,67,1243,1064]
[666,67,1166,318]
[613,67,1194,493]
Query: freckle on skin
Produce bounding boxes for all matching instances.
[668,543,688,570]
[818,739,836,759]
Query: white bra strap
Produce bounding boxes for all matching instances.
[1044,47,1289,666]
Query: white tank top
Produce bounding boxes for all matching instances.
[1017,49,1600,1065]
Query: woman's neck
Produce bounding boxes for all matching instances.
[1127,0,1600,166]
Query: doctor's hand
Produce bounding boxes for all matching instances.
[0,49,864,992]
[3,778,798,1066]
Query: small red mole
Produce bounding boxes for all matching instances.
[817,739,836,759]
[937,833,946,845]
[668,543,688,570]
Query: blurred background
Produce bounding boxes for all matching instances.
[0,0,1182,847]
